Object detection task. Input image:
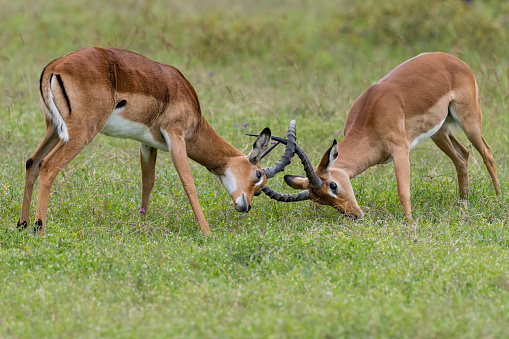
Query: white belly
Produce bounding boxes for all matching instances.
[100,107,169,151]
[382,118,447,165]
[409,118,446,150]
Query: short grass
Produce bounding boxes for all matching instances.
[1,0,509,337]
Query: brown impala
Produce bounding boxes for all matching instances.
[260,52,501,222]
[18,47,297,236]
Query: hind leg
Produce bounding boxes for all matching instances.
[468,133,500,194]
[450,102,501,195]
[18,120,60,229]
[34,126,99,236]
[431,126,470,198]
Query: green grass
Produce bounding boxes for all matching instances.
[1,0,509,337]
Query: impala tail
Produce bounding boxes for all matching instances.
[40,69,71,142]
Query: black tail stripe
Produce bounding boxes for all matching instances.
[39,65,48,100]
[55,74,72,114]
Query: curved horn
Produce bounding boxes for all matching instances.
[246,125,324,203]
[261,185,309,202]
[269,136,323,189]
[252,120,296,179]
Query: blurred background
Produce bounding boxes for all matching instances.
[2,0,508,148]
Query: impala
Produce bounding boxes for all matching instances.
[18,47,297,236]
[260,52,501,222]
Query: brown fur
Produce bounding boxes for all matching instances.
[19,47,271,236]
[286,52,500,222]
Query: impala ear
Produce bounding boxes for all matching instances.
[317,139,339,172]
[284,175,309,190]
[248,127,271,163]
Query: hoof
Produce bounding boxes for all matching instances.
[17,220,28,231]
[34,219,43,234]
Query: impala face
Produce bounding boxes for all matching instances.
[219,127,271,213]
[284,140,364,219]
[219,160,267,212]
[312,169,364,219]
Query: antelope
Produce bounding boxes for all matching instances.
[18,47,296,236]
[259,52,501,222]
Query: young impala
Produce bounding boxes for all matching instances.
[18,47,296,236]
[261,52,501,222]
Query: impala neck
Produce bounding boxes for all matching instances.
[186,116,244,174]
[335,134,379,179]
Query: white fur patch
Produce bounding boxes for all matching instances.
[159,129,172,153]
[409,118,446,149]
[255,175,264,186]
[140,143,153,161]
[47,75,69,142]
[448,106,464,129]
[328,182,341,198]
[235,193,248,212]
[327,144,339,171]
[100,107,169,152]
[219,168,237,195]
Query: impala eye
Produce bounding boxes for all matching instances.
[256,170,262,180]
[330,181,337,193]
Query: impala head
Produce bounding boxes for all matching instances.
[218,128,271,213]
[285,140,364,219]
[221,120,298,213]
[262,138,364,220]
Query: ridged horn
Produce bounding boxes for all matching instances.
[261,185,309,202]
[246,133,324,203]
[268,136,323,189]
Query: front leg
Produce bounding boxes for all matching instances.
[391,146,413,223]
[140,143,158,213]
[161,128,210,235]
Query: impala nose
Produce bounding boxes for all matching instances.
[234,193,251,213]
[352,208,365,220]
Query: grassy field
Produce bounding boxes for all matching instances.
[1,0,509,337]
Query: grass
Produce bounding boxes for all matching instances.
[1,0,509,337]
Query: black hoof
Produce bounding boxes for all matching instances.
[34,219,43,234]
[17,220,28,231]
